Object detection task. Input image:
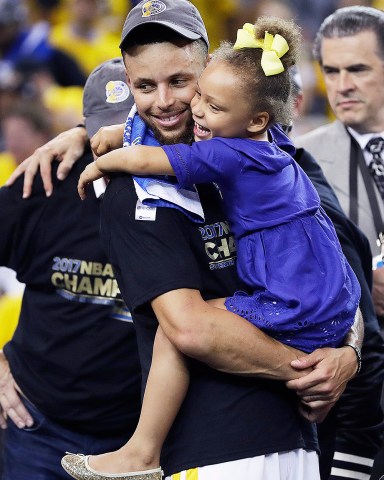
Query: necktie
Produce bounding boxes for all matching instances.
[367,136,384,199]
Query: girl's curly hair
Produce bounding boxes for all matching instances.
[211,16,302,127]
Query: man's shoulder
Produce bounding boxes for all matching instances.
[0,152,94,213]
[294,120,351,166]
[295,120,347,146]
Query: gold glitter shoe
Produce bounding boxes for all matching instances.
[61,453,163,480]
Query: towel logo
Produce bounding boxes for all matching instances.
[142,1,166,17]
[105,80,130,104]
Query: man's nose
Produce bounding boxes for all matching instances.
[337,70,354,93]
[156,86,175,109]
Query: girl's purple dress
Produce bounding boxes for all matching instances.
[162,125,360,352]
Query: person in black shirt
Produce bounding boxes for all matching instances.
[62,2,363,480]
[0,58,141,480]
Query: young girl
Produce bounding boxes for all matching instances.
[63,17,361,480]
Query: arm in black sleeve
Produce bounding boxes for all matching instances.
[0,164,60,273]
[295,147,384,479]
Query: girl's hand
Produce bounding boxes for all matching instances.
[78,162,105,200]
[90,124,124,157]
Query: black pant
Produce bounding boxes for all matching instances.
[319,328,384,480]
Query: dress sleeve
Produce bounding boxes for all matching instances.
[162,139,242,188]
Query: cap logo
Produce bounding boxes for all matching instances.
[141,1,166,18]
[105,80,130,104]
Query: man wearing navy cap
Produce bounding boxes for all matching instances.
[60,2,364,480]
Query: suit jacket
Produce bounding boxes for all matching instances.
[295,147,384,479]
[295,120,384,254]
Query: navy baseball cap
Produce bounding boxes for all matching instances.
[120,0,209,50]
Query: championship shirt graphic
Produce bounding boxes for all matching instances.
[50,256,132,322]
[198,221,237,270]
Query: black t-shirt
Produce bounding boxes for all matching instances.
[0,154,141,435]
[100,174,318,475]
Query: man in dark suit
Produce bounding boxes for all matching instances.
[295,7,384,478]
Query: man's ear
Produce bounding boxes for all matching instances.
[293,92,304,119]
[248,112,269,133]
[125,71,132,90]
[206,53,212,65]
[122,54,131,88]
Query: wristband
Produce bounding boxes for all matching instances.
[345,343,362,375]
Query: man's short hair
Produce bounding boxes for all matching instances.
[313,6,384,63]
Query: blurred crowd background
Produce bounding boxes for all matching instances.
[0,0,384,342]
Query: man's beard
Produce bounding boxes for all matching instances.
[150,115,195,146]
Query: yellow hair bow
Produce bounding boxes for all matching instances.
[233,23,289,76]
